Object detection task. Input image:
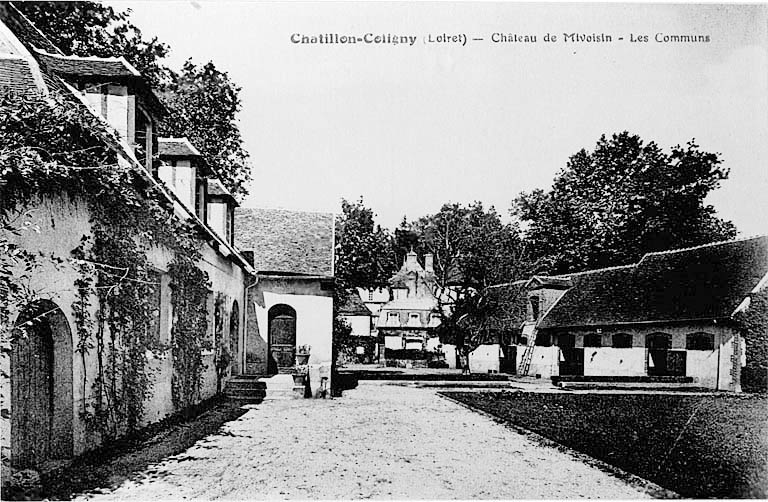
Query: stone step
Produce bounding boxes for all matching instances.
[226,394,266,404]
[225,380,267,390]
[225,388,267,397]
[224,376,269,404]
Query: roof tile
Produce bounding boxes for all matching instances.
[538,235,768,328]
[234,207,334,276]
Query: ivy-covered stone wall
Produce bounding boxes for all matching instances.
[1,94,249,471]
[736,290,768,393]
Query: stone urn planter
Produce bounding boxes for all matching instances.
[292,361,309,386]
[296,345,311,365]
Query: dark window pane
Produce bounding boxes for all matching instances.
[612,333,633,348]
[686,332,715,350]
[646,333,671,350]
[584,334,602,347]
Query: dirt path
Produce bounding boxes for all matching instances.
[74,383,655,500]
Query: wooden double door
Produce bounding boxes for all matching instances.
[268,304,297,373]
[11,301,73,469]
[556,333,584,376]
[647,333,686,376]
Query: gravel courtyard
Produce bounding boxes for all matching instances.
[75,384,659,500]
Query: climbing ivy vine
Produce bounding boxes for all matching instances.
[168,256,210,410]
[1,92,212,437]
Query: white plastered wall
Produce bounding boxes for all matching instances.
[253,289,333,396]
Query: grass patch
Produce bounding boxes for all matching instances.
[442,391,768,498]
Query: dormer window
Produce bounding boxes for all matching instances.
[206,178,237,246]
[158,138,204,217]
[134,105,154,172]
[530,295,541,320]
[32,51,165,175]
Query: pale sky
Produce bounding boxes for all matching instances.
[113,1,768,236]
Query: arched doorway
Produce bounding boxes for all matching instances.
[268,304,296,374]
[646,332,685,376]
[11,300,73,468]
[230,300,240,375]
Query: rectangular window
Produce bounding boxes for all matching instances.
[686,333,715,351]
[583,333,602,347]
[195,178,206,221]
[368,290,374,301]
[147,269,162,346]
[225,206,233,244]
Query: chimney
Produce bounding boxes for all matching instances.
[424,253,434,273]
[406,248,418,268]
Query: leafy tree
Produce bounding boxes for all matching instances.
[15,2,252,198]
[334,197,396,290]
[513,132,737,274]
[158,60,252,199]
[413,202,529,290]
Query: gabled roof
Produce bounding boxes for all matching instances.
[33,49,140,78]
[158,137,201,158]
[208,178,235,199]
[527,275,572,290]
[235,207,334,276]
[538,235,768,329]
[338,290,372,316]
[0,3,61,55]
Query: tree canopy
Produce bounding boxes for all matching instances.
[334,197,397,290]
[410,202,529,290]
[513,132,737,274]
[16,1,252,198]
[159,60,252,198]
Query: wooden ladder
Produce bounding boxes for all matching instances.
[517,324,538,376]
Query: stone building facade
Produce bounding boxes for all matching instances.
[234,207,335,397]
[0,4,335,481]
[376,251,444,364]
[469,235,768,391]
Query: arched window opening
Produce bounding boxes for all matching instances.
[646,332,672,350]
[612,333,633,349]
[534,331,551,347]
[555,333,576,348]
[583,333,602,348]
